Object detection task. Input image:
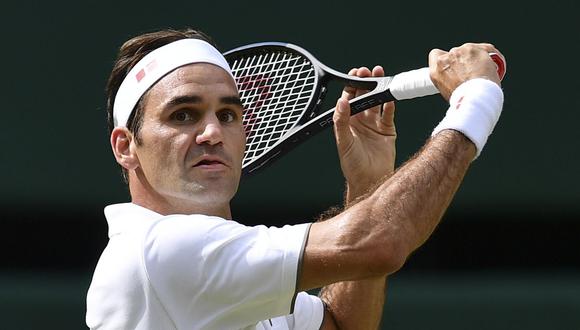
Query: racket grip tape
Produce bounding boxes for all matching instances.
[389,68,439,100]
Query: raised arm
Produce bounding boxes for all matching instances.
[317,65,395,330]
[300,43,504,328]
[304,128,475,288]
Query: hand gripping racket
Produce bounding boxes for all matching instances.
[224,42,506,176]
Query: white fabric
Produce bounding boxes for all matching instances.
[86,203,323,329]
[113,39,235,127]
[431,78,504,159]
[389,67,439,100]
[255,293,324,330]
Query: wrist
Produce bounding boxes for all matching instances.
[346,183,367,204]
[432,78,504,159]
[345,176,386,204]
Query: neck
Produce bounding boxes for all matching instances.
[131,195,232,219]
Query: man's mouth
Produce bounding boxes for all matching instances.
[192,156,229,170]
[194,159,225,166]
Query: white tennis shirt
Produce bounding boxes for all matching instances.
[86,203,324,329]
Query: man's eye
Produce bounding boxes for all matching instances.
[218,111,236,123]
[172,111,194,122]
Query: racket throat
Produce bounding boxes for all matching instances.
[349,89,396,115]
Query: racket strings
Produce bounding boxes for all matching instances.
[230,51,317,166]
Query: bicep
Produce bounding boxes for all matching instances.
[298,212,389,292]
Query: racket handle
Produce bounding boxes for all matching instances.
[389,53,507,101]
[389,68,438,100]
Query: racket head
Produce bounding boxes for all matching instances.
[224,42,325,173]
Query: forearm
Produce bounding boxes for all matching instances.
[354,129,475,267]
[318,129,473,329]
[301,129,475,291]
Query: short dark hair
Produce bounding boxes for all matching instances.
[105,28,218,182]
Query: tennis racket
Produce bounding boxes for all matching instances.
[224,42,506,175]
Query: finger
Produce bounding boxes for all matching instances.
[351,65,387,122]
[333,97,353,148]
[454,43,502,62]
[356,66,372,77]
[428,48,449,70]
[428,48,452,83]
[474,43,505,72]
[354,67,372,98]
[455,43,504,80]
[472,42,501,56]
[360,65,386,118]
[372,65,385,78]
[380,101,396,131]
[333,97,352,129]
[342,68,358,100]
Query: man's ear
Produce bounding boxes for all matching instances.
[110,127,140,171]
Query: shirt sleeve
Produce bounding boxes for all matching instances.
[287,292,325,330]
[141,215,312,328]
[257,292,324,330]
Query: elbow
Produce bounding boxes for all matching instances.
[369,237,410,276]
[333,207,411,277]
[379,243,408,275]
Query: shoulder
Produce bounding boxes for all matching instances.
[142,214,234,260]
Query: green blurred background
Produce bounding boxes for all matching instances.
[2,0,579,328]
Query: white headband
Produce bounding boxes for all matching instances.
[113,38,235,127]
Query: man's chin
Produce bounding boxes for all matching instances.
[181,181,237,203]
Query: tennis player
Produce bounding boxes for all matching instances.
[86,28,504,329]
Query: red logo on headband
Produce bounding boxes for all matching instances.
[135,59,159,83]
[136,69,146,82]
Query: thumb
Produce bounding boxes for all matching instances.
[333,97,353,149]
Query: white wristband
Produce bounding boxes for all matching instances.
[431,78,504,159]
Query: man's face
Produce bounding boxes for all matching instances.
[132,63,245,210]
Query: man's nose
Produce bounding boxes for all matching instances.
[195,116,223,145]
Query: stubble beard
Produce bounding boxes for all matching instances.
[176,176,237,210]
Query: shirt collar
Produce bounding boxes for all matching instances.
[104,203,164,238]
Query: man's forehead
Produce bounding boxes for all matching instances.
[144,63,239,106]
[157,63,237,90]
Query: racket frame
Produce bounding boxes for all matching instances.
[224,42,399,175]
